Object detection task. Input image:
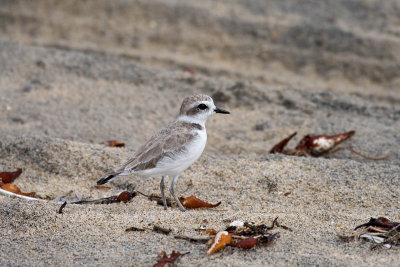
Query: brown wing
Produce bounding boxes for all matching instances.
[116,121,197,173]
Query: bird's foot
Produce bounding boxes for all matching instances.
[177,203,187,212]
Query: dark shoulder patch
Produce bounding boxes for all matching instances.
[191,123,203,130]
[180,121,203,131]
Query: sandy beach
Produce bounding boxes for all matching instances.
[0,1,399,266]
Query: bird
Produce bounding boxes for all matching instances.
[97,94,230,211]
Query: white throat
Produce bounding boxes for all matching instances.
[178,115,206,128]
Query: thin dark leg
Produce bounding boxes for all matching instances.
[170,175,186,212]
[160,176,168,210]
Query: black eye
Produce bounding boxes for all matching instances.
[198,104,208,110]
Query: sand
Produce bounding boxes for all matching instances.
[0,0,399,266]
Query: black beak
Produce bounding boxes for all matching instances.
[214,107,230,114]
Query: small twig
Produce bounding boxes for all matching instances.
[58,201,67,214]
[383,232,400,246]
[346,147,390,160]
[382,224,400,245]
[366,226,392,233]
[384,224,400,236]
[125,226,146,232]
[70,197,114,204]
[361,223,400,250]
[174,234,210,243]
[360,232,387,236]
[153,225,172,235]
[0,188,45,202]
[277,223,293,232]
[266,217,279,230]
[136,191,149,197]
[69,192,135,204]
[266,217,292,231]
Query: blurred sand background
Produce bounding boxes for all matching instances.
[0,0,399,266]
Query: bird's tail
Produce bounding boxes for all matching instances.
[97,173,120,185]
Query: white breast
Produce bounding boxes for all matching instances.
[142,129,207,177]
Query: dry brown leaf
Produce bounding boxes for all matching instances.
[100,140,125,147]
[206,231,232,254]
[179,195,221,209]
[153,251,187,267]
[295,131,355,156]
[1,183,35,197]
[182,67,195,75]
[0,169,23,184]
[202,228,217,236]
[116,191,134,202]
[270,131,355,157]
[270,132,297,153]
[355,217,399,231]
[93,185,112,190]
[228,237,258,249]
[341,217,400,249]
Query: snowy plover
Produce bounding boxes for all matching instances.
[97,94,230,211]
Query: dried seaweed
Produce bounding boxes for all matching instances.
[271,130,389,160]
[340,217,400,249]
[71,191,136,204]
[270,131,355,157]
[203,217,284,254]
